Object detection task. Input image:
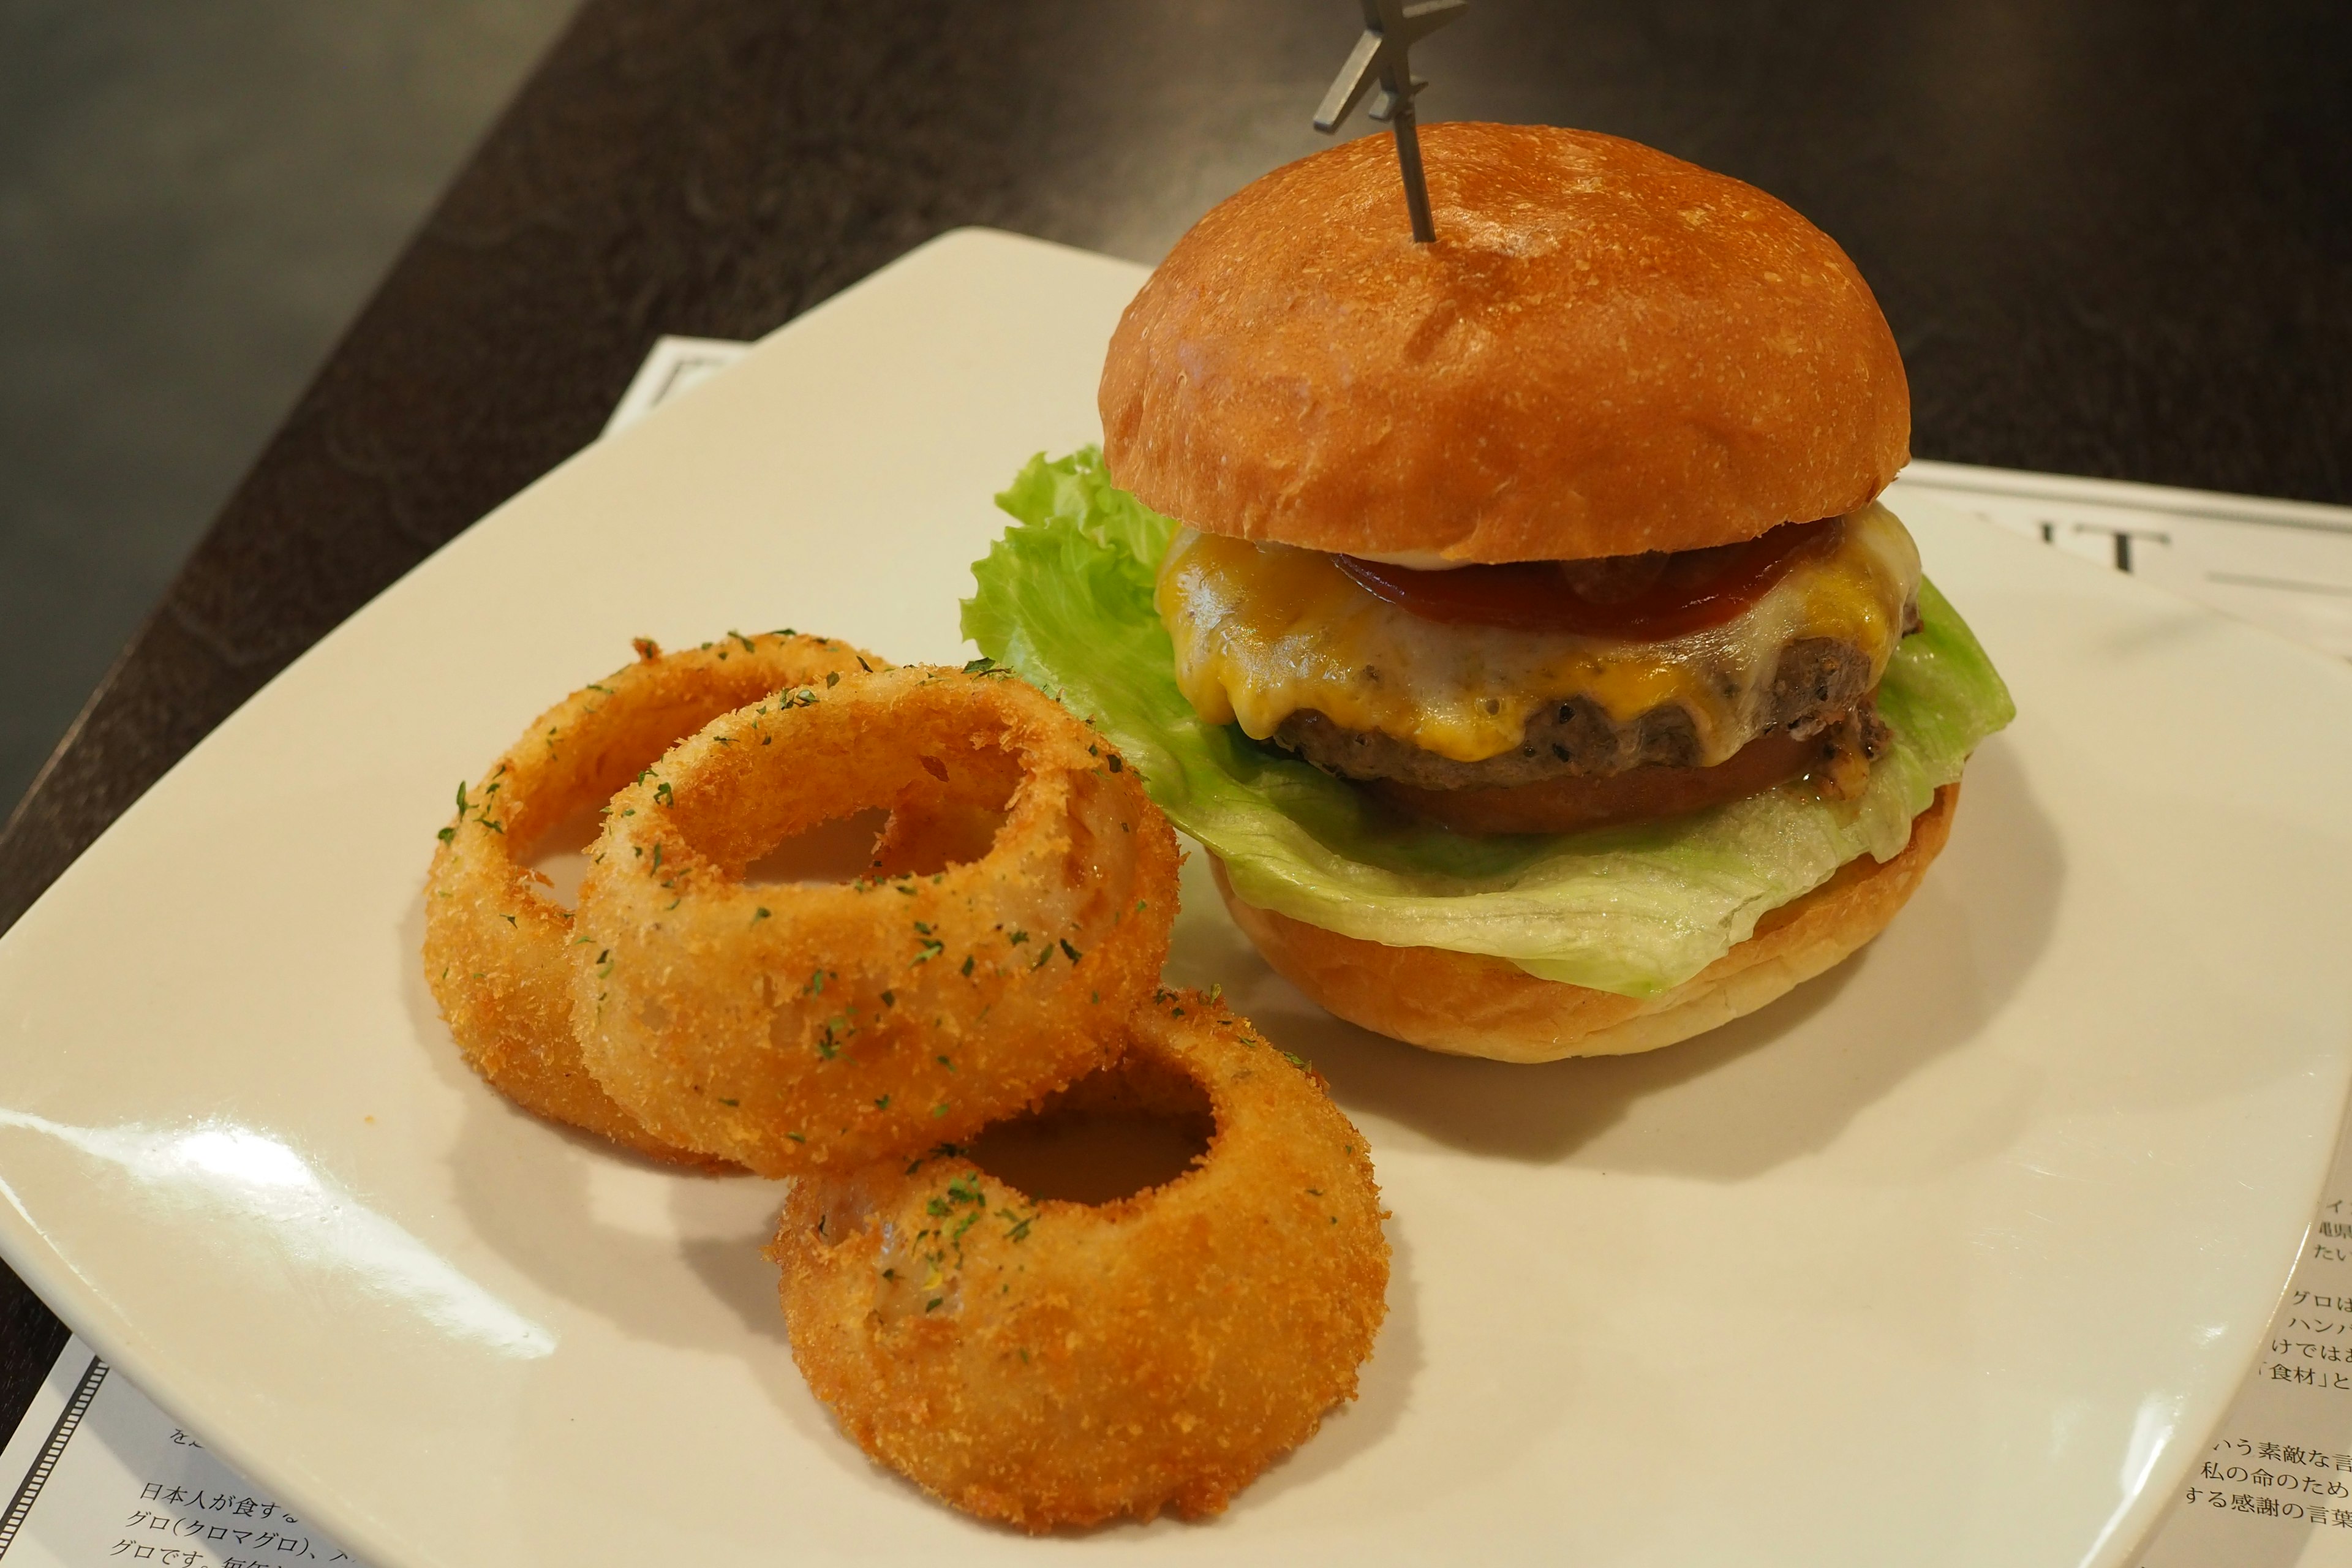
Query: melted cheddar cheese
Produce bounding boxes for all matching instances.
[1156,502,1923,766]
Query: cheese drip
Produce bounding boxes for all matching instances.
[1156,502,1923,766]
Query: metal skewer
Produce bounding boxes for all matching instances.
[1314,0,1469,244]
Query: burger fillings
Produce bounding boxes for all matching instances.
[1157,500,1920,824]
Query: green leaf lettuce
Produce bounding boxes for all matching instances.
[963,449,2015,998]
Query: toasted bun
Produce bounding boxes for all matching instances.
[1102,123,1909,563]
[1212,785,1956,1062]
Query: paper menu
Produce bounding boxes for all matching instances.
[4,337,2348,1566]
[2136,1120,2352,1567]
[601,335,753,439]
[1889,458,2352,662]
[0,1338,354,1566]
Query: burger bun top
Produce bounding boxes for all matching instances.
[1099,123,1910,563]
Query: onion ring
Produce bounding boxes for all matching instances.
[770,988,1390,1530]
[570,663,1180,1175]
[423,631,882,1163]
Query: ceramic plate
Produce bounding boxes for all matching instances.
[2,229,2350,1568]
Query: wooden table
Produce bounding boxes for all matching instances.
[1,0,2345,1446]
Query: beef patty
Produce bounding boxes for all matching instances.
[1272,635,1881,790]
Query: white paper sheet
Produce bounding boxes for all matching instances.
[600,335,751,439]
[0,1336,354,1566]
[1890,459,2352,663]
[4,336,2346,1567]
[2137,1120,2352,1566]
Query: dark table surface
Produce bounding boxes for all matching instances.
[0,0,2346,1464]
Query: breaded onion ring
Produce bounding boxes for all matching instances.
[771,989,1390,1531]
[423,631,883,1163]
[571,665,1180,1175]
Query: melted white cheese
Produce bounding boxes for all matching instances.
[1155,502,1924,766]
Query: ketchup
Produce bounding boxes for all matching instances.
[1335,516,1841,641]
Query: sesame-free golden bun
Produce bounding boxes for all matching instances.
[1212,786,1958,1063]
[1101,122,1910,563]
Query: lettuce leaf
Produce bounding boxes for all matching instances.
[963,450,2015,997]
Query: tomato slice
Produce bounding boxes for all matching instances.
[1335,516,1841,640]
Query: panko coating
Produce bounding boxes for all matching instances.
[571,663,1180,1175]
[772,989,1390,1530]
[423,631,881,1161]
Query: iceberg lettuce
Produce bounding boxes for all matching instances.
[963,450,2014,997]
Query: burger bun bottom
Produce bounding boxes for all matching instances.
[1211,785,1959,1063]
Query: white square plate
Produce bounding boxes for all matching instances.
[2,229,2350,1567]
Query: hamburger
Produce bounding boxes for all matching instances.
[966,122,2013,1063]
